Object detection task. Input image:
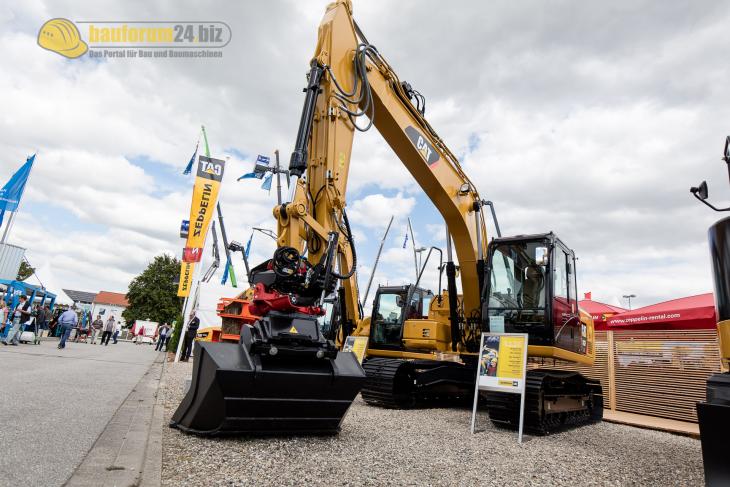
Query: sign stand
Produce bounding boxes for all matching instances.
[470,332,529,443]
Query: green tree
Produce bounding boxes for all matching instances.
[123,254,181,327]
[17,260,34,281]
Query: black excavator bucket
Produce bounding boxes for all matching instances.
[170,314,366,436]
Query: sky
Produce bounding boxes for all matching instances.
[1,0,729,312]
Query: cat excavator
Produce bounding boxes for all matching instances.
[170,0,602,436]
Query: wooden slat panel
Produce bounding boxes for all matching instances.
[529,329,722,423]
[612,329,721,423]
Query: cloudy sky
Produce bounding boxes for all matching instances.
[1,0,729,312]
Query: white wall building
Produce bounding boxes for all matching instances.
[90,291,129,327]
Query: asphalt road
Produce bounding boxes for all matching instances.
[0,339,160,487]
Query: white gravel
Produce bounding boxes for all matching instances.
[160,361,704,486]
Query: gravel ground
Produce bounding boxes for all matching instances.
[161,361,704,486]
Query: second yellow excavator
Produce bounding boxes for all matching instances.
[171,0,602,436]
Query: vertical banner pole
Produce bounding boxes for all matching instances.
[470,333,486,434]
[518,336,528,444]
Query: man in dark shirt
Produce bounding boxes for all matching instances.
[181,311,200,362]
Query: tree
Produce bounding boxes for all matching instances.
[123,254,181,327]
[16,260,34,281]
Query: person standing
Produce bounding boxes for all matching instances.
[0,300,8,336]
[101,316,115,346]
[180,312,200,362]
[155,323,170,352]
[57,305,78,349]
[3,296,31,346]
[89,315,104,344]
[112,320,122,344]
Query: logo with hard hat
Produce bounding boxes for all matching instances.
[38,18,88,59]
[37,19,230,60]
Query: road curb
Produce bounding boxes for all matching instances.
[64,353,165,487]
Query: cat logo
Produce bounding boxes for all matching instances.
[289,326,298,334]
[405,126,440,167]
[196,155,225,182]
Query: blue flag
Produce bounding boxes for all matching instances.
[237,172,258,181]
[183,141,199,175]
[0,154,35,226]
[220,257,231,285]
[238,154,270,181]
[244,233,253,259]
[261,174,273,192]
[402,233,408,249]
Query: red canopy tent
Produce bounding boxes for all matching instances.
[579,299,627,331]
[606,293,716,330]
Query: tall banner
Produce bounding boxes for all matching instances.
[183,155,225,262]
[177,261,194,297]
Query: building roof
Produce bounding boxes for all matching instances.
[62,289,97,304]
[93,291,129,307]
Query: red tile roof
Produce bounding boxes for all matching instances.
[93,291,129,307]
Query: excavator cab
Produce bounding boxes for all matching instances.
[369,285,432,349]
[483,232,584,356]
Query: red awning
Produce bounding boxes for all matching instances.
[606,293,716,330]
[579,299,627,331]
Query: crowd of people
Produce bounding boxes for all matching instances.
[1,296,191,356]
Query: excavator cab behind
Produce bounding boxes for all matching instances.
[369,285,433,349]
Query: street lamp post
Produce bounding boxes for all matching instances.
[415,247,427,272]
[622,294,637,310]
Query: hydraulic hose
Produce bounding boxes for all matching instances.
[331,208,357,280]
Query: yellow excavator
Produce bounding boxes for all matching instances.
[171,0,601,436]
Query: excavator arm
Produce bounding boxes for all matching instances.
[277,0,487,337]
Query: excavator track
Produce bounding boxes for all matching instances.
[485,369,603,435]
[361,358,414,408]
[361,357,475,408]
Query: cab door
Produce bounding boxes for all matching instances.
[552,243,580,352]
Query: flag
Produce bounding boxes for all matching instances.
[237,172,258,181]
[220,257,230,285]
[238,154,270,181]
[183,141,199,175]
[177,261,194,297]
[262,174,273,192]
[245,233,253,259]
[0,154,35,226]
[183,246,203,263]
[402,233,408,249]
[185,155,225,252]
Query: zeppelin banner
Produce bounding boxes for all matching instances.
[176,261,194,297]
[183,155,225,261]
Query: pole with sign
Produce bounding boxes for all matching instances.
[470,332,529,443]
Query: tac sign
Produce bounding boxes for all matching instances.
[470,332,529,443]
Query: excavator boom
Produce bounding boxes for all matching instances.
[171,0,601,436]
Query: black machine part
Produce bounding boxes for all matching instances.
[697,209,730,486]
[708,215,730,321]
[169,327,365,436]
[250,311,338,360]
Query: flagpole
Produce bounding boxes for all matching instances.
[1,154,36,245]
[1,211,16,244]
